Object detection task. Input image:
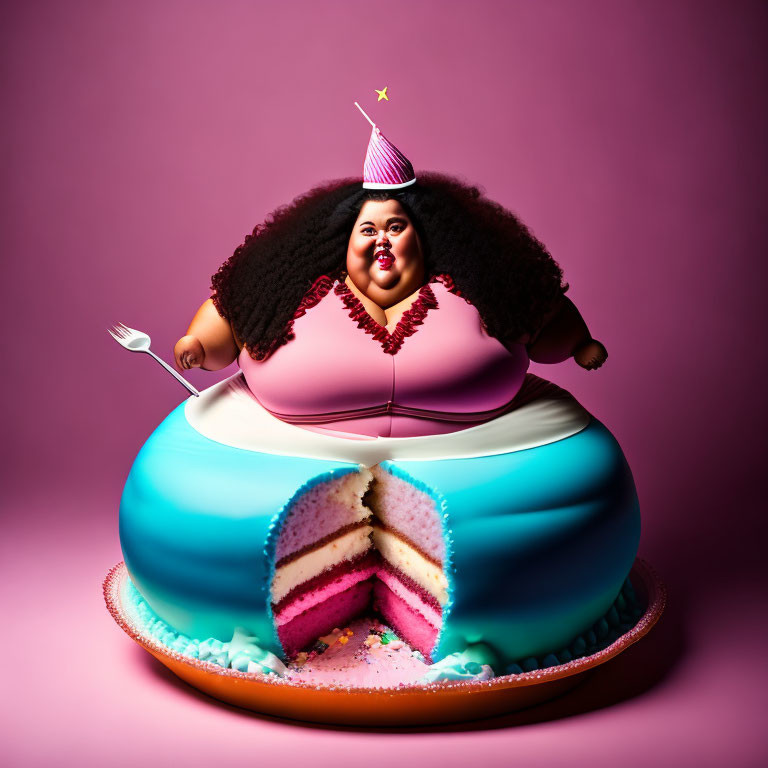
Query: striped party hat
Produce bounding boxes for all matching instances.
[354,102,416,190]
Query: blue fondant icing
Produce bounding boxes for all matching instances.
[391,419,640,663]
[492,576,644,675]
[419,651,494,683]
[119,401,640,672]
[125,579,287,676]
[120,404,357,645]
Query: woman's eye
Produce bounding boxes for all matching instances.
[361,227,375,235]
[389,224,404,233]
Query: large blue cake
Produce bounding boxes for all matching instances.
[119,374,641,679]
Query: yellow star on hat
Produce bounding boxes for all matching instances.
[375,87,389,102]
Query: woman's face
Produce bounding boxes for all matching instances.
[346,199,425,308]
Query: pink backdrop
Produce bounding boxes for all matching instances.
[3,1,766,766]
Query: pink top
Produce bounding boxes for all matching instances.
[239,276,529,438]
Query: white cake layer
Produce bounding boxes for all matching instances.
[329,468,373,507]
[271,525,373,604]
[372,527,449,606]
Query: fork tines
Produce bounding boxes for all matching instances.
[108,322,137,342]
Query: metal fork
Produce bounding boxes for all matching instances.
[108,322,200,397]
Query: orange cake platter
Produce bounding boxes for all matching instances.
[104,559,665,727]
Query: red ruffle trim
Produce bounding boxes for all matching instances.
[252,273,458,360]
[293,274,336,320]
[333,280,439,355]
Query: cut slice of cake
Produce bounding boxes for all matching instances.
[270,469,376,656]
[269,464,450,661]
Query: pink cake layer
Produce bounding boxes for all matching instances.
[378,558,442,611]
[272,538,444,657]
[274,563,379,626]
[376,568,441,628]
[369,465,446,563]
[278,580,373,657]
[272,551,378,612]
[373,579,439,661]
[275,559,441,629]
[275,474,370,562]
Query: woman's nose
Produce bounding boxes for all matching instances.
[375,230,390,247]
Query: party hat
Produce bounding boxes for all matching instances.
[354,102,416,189]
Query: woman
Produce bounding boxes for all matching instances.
[120,124,638,680]
[174,174,607,439]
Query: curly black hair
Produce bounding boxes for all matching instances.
[211,173,565,360]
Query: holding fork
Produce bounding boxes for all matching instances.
[108,323,200,397]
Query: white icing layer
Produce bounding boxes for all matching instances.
[372,528,449,605]
[271,526,373,604]
[185,373,590,463]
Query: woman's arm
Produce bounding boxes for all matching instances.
[526,297,608,370]
[174,299,240,371]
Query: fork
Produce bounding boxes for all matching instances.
[108,322,200,397]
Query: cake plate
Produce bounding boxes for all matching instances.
[104,559,665,727]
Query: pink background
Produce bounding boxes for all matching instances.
[2,1,766,765]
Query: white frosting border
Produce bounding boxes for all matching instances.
[184,373,590,464]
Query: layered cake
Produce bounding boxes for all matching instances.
[119,373,641,682]
[270,466,449,660]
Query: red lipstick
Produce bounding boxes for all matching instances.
[375,249,394,270]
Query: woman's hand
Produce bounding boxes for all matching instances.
[174,335,205,370]
[574,339,608,371]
